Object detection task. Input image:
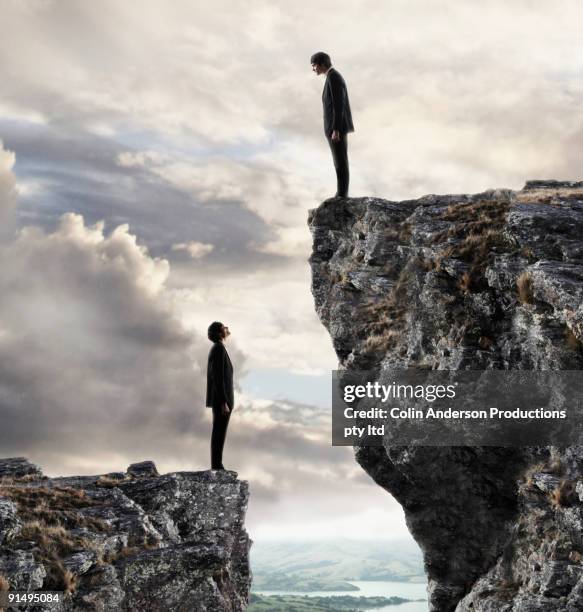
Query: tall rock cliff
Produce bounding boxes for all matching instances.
[0,457,251,611]
[309,181,583,612]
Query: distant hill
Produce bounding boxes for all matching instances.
[249,593,422,610]
[251,539,425,591]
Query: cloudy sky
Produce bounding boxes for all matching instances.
[1,0,583,545]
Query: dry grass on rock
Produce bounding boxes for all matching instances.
[550,480,577,508]
[0,574,9,591]
[515,187,583,204]
[516,272,534,305]
[362,199,512,356]
[0,483,109,592]
[564,326,583,351]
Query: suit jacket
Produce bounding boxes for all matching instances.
[206,342,234,409]
[322,67,354,137]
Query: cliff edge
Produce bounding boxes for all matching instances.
[0,457,251,611]
[309,181,583,611]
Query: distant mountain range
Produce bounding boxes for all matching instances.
[251,539,425,592]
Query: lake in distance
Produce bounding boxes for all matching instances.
[254,579,429,611]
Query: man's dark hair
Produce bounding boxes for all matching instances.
[310,52,331,68]
[208,321,224,342]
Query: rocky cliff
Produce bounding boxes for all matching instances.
[309,181,583,611]
[0,457,251,611]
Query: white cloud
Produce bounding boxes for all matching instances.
[0,141,17,233]
[116,153,310,226]
[0,213,210,455]
[0,102,47,125]
[167,261,337,374]
[117,150,170,168]
[254,225,312,258]
[171,240,214,259]
[252,503,411,542]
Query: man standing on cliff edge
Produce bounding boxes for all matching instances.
[311,51,354,198]
[206,321,234,470]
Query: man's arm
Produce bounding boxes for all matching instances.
[210,344,230,414]
[221,347,232,414]
[328,72,345,139]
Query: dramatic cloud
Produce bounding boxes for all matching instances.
[0,121,280,269]
[115,146,321,256]
[0,211,207,462]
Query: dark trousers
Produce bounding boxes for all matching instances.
[327,133,349,197]
[211,404,232,469]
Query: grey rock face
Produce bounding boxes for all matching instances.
[0,458,43,480]
[0,458,251,611]
[126,461,159,479]
[309,183,583,611]
[0,498,20,545]
[0,550,46,591]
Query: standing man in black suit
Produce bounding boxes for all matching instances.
[311,51,354,198]
[206,321,234,470]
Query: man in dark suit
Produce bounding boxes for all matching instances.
[206,321,234,470]
[311,51,354,198]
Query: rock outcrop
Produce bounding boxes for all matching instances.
[309,181,583,611]
[0,457,251,611]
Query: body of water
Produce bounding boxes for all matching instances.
[254,580,428,611]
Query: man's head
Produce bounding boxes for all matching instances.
[208,321,230,343]
[311,51,331,75]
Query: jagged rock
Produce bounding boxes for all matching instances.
[309,181,583,611]
[0,549,46,590]
[68,526,128,557]
[126,461,158,478]
[0,498,20,545]
[63,551,98,576]
[74,563,125,612]
[117,542,243,611]
[76,485,164,546]
[0,457,43,480]
[531,472,561,494]
[117,470,248,545]
[0,459,251,611]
